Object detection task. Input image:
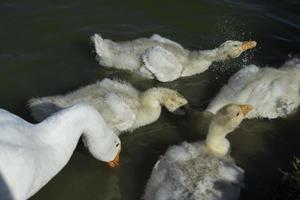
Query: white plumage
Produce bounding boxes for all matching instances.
[0,104,121,200]
[144,104,253,200]
[91,34,256,82]
[28,79,188,134]
[206,58,300,119]
[144,143,244,200]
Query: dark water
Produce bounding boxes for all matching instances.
[0,0,300,199]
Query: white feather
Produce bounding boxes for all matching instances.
[0,104,120,199]
[91,34,254,82]
[28,79,187,134]
[143,46,183,82]
[207,58,300,119]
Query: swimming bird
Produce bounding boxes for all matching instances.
[206,58,300,119]
[143,103,252,200]
[91,34,256,82]
[0,104,121,200]
[28,78,188,134]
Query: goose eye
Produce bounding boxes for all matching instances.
[236,112,240,116]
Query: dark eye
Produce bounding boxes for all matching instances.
[233,44,238,47]
[236,112,240,116]
[116,143,120,147]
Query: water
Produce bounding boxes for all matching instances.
[0,0,299,199]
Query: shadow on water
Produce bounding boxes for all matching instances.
[233,111,300,200]
[214,180,242,200]
[30,143,123,200]
[72,35,97,67]
[0,173,13,200]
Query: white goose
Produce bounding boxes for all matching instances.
[28,79,188,134]
[0,104,121,200]
[143,104,252,200]
[206,58,300,119]
[91,34,256,82]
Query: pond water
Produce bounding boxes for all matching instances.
[0,0,299,199]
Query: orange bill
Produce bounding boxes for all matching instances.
[239,104,253,116]
[107,146,121,168]
[241,41,257,51]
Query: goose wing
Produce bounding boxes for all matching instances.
[142,46,183,82]
[226,65,260,91]
[99,79,139,100]
[104,92,136,131]
[150,34,184,49]
[206,65,260,113]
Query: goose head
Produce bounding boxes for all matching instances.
[213,103,253,132]
[89,135,121,168]
[159,89,188,112]
[107,143,121,168]
[206,103,252,156]
[217,40,257,59]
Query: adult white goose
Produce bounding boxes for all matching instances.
[28,78,188,134]
[206,58,300,119]
[143,104,252,200]
[0,104,121,200]
[91,34,256,82]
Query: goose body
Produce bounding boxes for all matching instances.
[206,58,300,119]
[144,142,243,200]
[0,104,121,200]
[144,104,252,200]
[91,34,256,82]
[29,79,187,134]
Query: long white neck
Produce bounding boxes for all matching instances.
[190,47,228,63]
[30,104,119,196]
[132,88,162,129]
[205,120,232,156]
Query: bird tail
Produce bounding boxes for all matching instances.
[282,57,300,69]
[90,34,112,66]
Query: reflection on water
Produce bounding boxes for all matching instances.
[0,0,299,199]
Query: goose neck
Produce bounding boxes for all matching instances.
[205,121,231,156]
[37,104,119,163]
[195,48,227,62]
[140,88,163,105]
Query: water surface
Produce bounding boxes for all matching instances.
[0,0,299,199]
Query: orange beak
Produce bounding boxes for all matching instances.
[239,104,253,116]
[107,146,121,168]
[241,41,257,51]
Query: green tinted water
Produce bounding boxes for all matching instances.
[0,0,299,199]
